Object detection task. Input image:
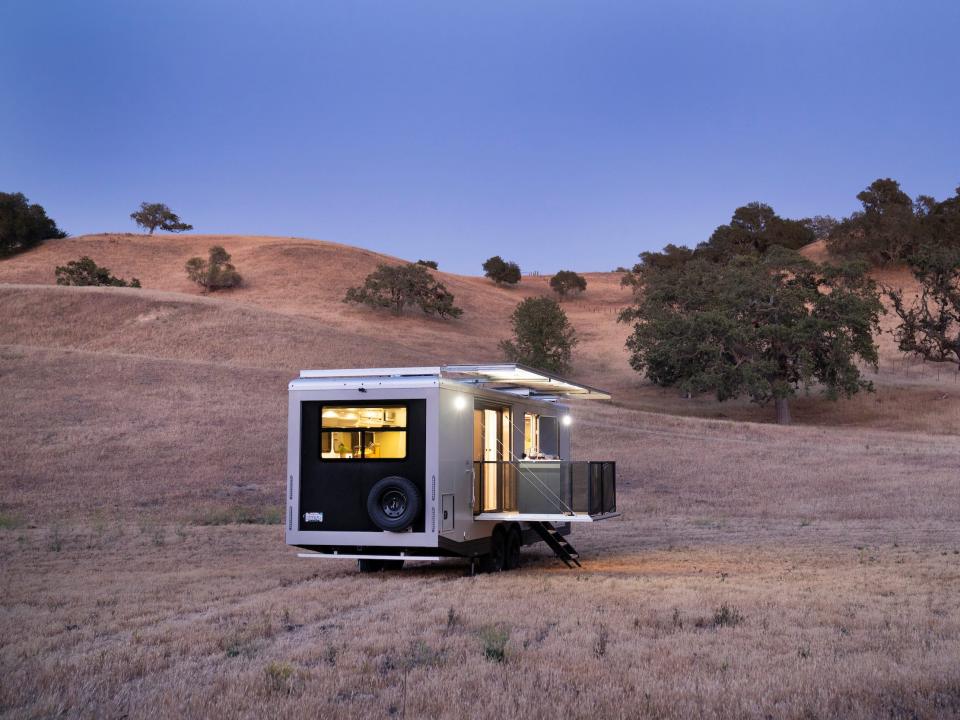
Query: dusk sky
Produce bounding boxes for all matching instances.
[3,1,958,274]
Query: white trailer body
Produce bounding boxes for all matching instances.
[285,364,617,570]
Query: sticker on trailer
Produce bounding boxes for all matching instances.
[304,512,324,523]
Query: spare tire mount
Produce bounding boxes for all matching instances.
[367,476,421,532]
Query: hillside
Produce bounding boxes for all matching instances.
[0,231,957,524]
[0,233,633,391]
[0,233,956,431]
[3,234,960,718]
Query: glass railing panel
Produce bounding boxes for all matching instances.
[473,459,616,517]
[516,460,569,514]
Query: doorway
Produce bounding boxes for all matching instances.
[473,403,511,513]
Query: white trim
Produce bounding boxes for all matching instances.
[294,363,611,400]
[296,552,444,561]
[474,511,620,523]
[300,367,442,379]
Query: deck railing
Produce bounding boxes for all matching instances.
[473,460,616,516]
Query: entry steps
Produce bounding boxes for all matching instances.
[530,521,581,568]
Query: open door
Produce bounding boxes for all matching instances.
[473,403,512,513]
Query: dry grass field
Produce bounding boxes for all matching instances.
[2,234,960,719]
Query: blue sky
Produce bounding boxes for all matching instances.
[3,1,958,274]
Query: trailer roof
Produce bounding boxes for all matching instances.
[298,363,611,400]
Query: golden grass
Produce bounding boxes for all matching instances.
[2,234,960,717]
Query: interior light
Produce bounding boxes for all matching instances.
[454,395,467,410]
[562,415,572,426]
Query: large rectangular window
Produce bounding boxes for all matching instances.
[319,405,407,460]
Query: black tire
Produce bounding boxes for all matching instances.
[358,559,385,572]
[367,476,421,532]
[504,527,521,570]
[481,527,506,573]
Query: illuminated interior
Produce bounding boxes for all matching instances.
[473,406,511,512]
[320,406,406,460]
[524,413,539,457]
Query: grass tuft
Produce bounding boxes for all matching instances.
[478,625,509,663]
[263,661,305,696]
[0,513,25,530]
[711,604,745,629]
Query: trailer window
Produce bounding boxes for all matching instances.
[320,405,407,460]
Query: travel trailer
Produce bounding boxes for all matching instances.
[285,364,618,571]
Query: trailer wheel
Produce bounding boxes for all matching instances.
[367,476,421,532]
[481,526,506,573]
[504,527,521,570]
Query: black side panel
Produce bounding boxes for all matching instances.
[299,399,426,532]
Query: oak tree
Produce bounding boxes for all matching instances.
[619,250,883,424]
[499,296,578,374]
[344,263,462,318]
[550,270,587,298]
[185,245,242,291]
[0,192,67,257]
[131,202,193,234]
[483,256,521,285]
[888,245,960,366]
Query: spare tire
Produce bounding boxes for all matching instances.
[367,476,421,532]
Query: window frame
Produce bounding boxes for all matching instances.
[318,402,409,462]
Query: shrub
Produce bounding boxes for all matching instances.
[344,263,462,318]
[130,202,193,234]
[263,662,305,696]
[0,513,24,530]
[55,257,141,287]
[478,625,509,662]
[0,191,67,257]
[483,255,521,285]
[185,246,242,291]
[550,270,587,298]
[416,259,438,269]
[711,604,744,628]
[499,296,578,374]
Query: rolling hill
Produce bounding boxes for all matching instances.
[2,233,960,719]
[0,232,957,525]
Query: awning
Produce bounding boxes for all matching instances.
[441,363,610,400]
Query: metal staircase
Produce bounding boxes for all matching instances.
[530,521,581,568]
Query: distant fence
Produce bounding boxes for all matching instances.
[870,357,960,384]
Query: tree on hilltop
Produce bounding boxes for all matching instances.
[0,192,67,257]
[627,203,813,273]
[826,178,921,265]
[550,270,587,298]
[483,256,521,285]
[131,202,193,234]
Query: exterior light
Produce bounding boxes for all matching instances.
[454,395,467,411]
[562,415,572,426]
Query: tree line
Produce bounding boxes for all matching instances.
[4,177,956,412]
[619,177,960,423]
